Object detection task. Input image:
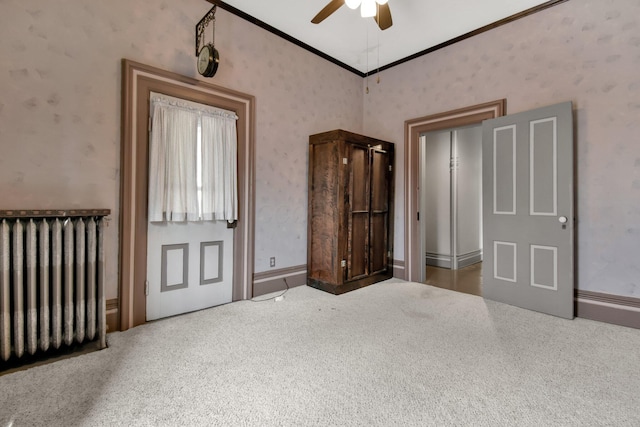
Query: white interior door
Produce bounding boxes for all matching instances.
[482,101,574,319]
[146,221,233,321]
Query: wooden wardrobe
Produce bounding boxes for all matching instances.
[307,129,394,294]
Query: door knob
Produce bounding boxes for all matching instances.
[558,216,568,224]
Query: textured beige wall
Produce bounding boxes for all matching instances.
[2,0,638,301]
[363,0,640,297]
[0,0,363,299]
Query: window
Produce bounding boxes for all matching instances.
[148,92,238,222]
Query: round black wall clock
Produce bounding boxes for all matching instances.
[197,43,219,78]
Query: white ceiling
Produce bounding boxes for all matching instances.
[214,0,556,74]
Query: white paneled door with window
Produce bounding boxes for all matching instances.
[146,92,237,321]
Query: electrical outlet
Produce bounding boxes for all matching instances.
[270,257,276,267]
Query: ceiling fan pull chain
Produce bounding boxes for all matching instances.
[366,23,369,94]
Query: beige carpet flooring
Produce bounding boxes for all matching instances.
[1,279,639,426]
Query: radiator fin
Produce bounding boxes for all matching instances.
[63,219,74,347]
[75,218,85,343]
[52,219,62,350]
[13,220,24,358]
[26,220,37,355]
[86,219,96,341]
[1,221,10,361]
[39,219,50,352]
[0,215,107,363]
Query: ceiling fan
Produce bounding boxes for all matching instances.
[311,0,393,31]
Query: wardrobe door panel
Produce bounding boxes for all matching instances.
[370,149,390,275]
[347,144,370,281]
[370,214,387,273]
[349,213,368,279]
[350,145,369,211]
[308,142,340,284]
[371,150,389,212]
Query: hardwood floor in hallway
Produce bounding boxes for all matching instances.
[424,262,482,296]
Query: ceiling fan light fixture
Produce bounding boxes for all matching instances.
[360,0,376,18]
[345,0,362,10]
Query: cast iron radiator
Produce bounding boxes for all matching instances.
[0,209,110,362]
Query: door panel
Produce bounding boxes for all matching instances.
[371,150,388,211]
[482,102,573,319]
[494,241,517,282]
[308,142,340,284]
[347,144,370,280]
[350,146,369,211]
[146,221,233,321]
[530,118,557,216]
[370,211,386,273]
[349,214,368,279]
[370,149,390,275]
[493,125,516,215]
[531,245,557,290]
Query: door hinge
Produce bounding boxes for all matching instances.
[389,165,393,172]
[145,280,149,296]
[341,260,346,268]
[417,212,420,221]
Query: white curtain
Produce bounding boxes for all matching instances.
[148,92,238,222]
[201,112,238,221]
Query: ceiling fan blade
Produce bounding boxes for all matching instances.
[311,0,345,24]
[374,3,393,30]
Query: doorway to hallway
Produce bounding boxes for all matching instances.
[419,124,483,297]
[404,100,506,285]
[408,100,575,320]
[425,263,482,297]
